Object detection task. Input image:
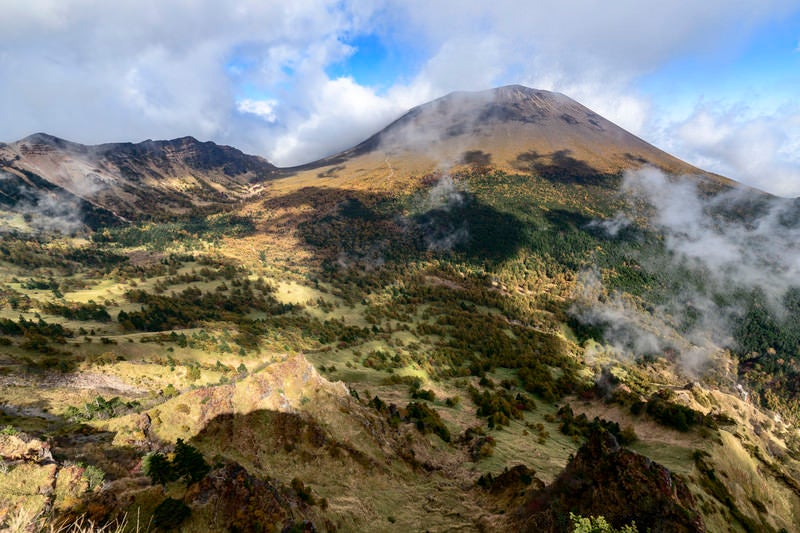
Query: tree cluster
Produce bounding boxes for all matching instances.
[143,438,210,486]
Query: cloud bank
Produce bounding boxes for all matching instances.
[1,1,799,193]
[660,103,800,196]
[574,167,800,375]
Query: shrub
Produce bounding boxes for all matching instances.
[172,438,210,484]
[291,477,316,505]
[570,513,638,533]
[142,452,174,486]
[644,391,703,432]
[405,402,451,442]
[411,388,436,401]
[82,464,105,491]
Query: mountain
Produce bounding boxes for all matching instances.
[282,85,733,192]
[0,133,278,225]
[0,85,736,230]
[1,86,799,532]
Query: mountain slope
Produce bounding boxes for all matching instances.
[0,134,278,225]
[0,85,737,230]
[2,86,800,532]
[278,85,733,193]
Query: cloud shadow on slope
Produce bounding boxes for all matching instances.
[514,149,615,187]
[260,186,526,269]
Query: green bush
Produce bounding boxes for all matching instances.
[570,513,638,533]
[405,401,451,442]
[82,464,105,491]
[142,452,174,486]
[172,438,210,484]
[143,439,209,486]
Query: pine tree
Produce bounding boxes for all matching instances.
[172,438,210,484]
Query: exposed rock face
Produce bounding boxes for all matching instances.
[517,429,705,533]
[0,432,60,525]
[186,462,320,532]
[0,433,53,462]
[149,354,351,442]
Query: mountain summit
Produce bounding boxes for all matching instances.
[286,85,729,189]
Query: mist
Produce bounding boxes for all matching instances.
[415,174,471,252]
[573,167,800,376]
[621,167,800,305]
[376,89,498,169]
[0,172,86,235]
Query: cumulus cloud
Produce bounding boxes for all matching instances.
[0,1,379,154]
[267,76,409,165]
[658,103,800,196]
[0,0,798,187]
[237,99,278,122]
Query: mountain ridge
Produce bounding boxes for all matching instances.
[1,84,741,231]
[0,133,279,225]
[281,85,735,194]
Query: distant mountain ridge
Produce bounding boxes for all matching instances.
[0,85,735,229]
[0,134,278,225]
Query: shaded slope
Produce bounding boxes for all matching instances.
[516,429,705,533]
[0,134,278,223]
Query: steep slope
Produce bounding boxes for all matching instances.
[0,134,278,225]
[277,85,733,193]
[515,429,704,532]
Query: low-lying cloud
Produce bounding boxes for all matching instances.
[621,167,800,304]
[416,175,470,252]
[0,172,85,235]
[574,167,800,375]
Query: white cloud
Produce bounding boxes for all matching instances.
[269,76,406,165]
[0,0,798,189]
[654,102,800,196]
[0,0,375,148]
[237,99,278,123]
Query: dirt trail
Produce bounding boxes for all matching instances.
[0,372,146,395]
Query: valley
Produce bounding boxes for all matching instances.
[0,86,799,532]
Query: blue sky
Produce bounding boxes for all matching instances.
[1,1,799,195]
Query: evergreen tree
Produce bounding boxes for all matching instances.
[172,438,210,484]
[143,452,174,486]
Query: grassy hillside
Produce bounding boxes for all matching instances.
[1,164,799,531]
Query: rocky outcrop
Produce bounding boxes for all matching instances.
[516,429,705,533]
[146,354,351,443]
[185,462,322,532]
